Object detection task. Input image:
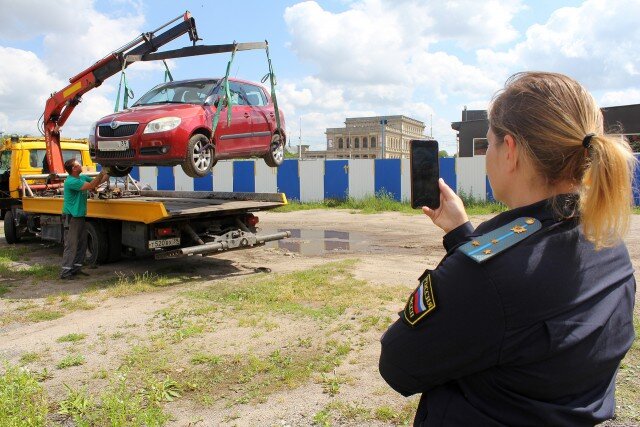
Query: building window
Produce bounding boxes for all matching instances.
[473,138,488,156]
[346,138,351,149]
[354,155,360,158]
[371,136,376,148]
[354,137,360,148]
[363,137,368,148]
[338,138,343,149]
[371,154,376,159]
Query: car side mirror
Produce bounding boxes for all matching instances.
[205,95,225,107]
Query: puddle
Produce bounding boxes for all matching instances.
[259,228,370,256]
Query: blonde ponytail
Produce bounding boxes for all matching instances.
[580,135,637,248]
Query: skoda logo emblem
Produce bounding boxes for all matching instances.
[110,121,120,129]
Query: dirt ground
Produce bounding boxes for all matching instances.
[0,209,638,426]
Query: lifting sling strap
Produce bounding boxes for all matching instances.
[114,62,134,112]
[163,60,174,82]
[211,44,237,137]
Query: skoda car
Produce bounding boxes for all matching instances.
[89,78,286,178]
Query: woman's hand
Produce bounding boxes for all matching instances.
[422,178,469,233]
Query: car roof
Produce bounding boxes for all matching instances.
[165,77,267,89]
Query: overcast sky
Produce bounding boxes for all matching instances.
[0,0,639,155]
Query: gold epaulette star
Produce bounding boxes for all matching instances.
[511,225,527,234]
[491,239,499,244]
[525,218,535,224]
[483,249,492,255]
[471,240,480,246]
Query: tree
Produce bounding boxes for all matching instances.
[438,150,449,158]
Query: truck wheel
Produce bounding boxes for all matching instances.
[106,165,133,177]
[85,221,109,265]
[264,133,284,167]
[3,210,20,244]
[182,134,216,178]
[107,221,122,263]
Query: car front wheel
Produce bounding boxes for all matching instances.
[264,133,284,168]
[182,134,216,178]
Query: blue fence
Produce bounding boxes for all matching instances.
[133,157,639,206]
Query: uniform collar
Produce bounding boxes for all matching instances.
[479,194,579,232]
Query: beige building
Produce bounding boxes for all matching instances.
[302,115,427,159]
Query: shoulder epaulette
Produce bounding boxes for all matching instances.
[458,217,541,263]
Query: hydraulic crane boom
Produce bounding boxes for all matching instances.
[43,11,199,175]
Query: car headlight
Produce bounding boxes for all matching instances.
[143,117,181,134]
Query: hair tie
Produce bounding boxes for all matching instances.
[582,133,595,149]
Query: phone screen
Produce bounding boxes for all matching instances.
[410,140,440,209]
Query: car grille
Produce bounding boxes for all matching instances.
[98,124,138,137]
[95,149,135,159]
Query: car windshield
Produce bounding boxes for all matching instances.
[133,80,219,106]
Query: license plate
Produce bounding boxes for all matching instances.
[148,237,180,249]
[99,140,129,151]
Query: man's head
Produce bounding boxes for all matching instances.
[64,158,81,176]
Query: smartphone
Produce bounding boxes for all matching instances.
[410,139,440,209]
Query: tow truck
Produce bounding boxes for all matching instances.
[1,12,290,264]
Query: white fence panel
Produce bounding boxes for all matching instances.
[138,167,157,190]
[299,160,324,202]
[173,166,193,191]
[255,161,278,193]
[456,156,486,201]
[348,159,375,199]
[400,158,411,202]
[213,161,233,192]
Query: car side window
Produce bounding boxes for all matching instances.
[241,83,267,106]
[30,149,83,171]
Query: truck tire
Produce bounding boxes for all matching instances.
[3,210,20,244]
[263,133,284,167]
[107,221,122,263]
[182,134,216,178]
[85,221,109,265]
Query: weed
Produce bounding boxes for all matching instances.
[26,309,64,322]
[60,297,96,311]
[144,376,182,403]
[56,354,85,369]
[0,284,9,297]
[320,371,345,396]
[190,353,222,366]
[19,351,41,365]
[58,384,94,424]
[0,363,49,425]
[57,333,87,343]
[312,408,332,427]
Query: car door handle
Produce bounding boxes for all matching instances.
[244,113,250,118]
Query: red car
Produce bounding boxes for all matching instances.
[89,78,286,178]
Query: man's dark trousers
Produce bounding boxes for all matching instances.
[60,215,87,278]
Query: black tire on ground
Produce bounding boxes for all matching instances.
[181,134,216,178]
[105,165,133,178]
[85,221,109,265]
[0,209,5,220]
[3,210,20,244]
[264,133,284,167]
[107,221,122,263]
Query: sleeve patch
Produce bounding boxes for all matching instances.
[403,273,436,327]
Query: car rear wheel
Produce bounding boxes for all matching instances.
[264,133,284,168]
[105,165,133,177]
[182,134,216,178]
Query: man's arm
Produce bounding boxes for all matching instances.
[79,170,109,191]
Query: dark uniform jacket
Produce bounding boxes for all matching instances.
[379,195,636,426]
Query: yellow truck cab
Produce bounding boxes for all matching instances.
[0,136,95,202]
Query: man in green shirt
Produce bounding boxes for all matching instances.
[60,158,109,279]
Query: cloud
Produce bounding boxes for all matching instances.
[478,0,640,91]
[599,89,640,107]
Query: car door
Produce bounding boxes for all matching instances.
[211,81,253,157]
[240,82,272,151]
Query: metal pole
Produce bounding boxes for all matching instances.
[298,117,302,159]
[380,117,386,159]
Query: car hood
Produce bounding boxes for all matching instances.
[97,104,204,124]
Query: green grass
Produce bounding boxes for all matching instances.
[56,354,86,369]
[0,246,58,280]
[57,333,87,343]
[26,309,64,322]
[19,352,41,365]
[0,284,9,297]
[0,363,49,426]
[633,206,640,215]
[274,191,506,215]
[615,315,640,422]
[183,260,407,320]
[87,271,180,299]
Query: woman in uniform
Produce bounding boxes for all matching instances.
[379,71,637,426]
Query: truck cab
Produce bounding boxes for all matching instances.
[0,136,95,217]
